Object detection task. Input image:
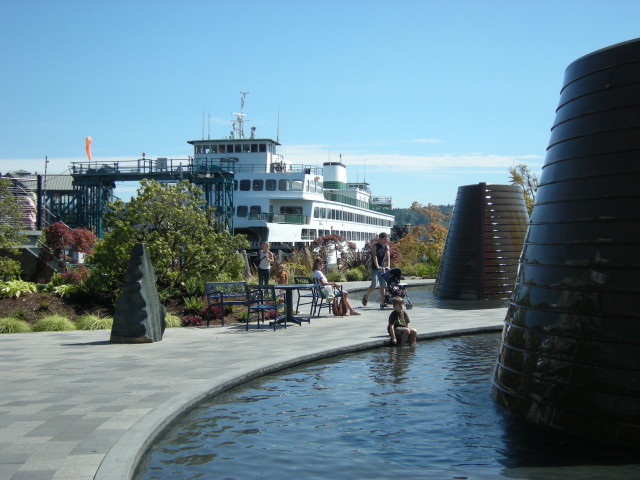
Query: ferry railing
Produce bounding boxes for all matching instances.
[323,192,393,215]
[70,158,323,177]
[70,158,191,175]
[248,213,309,225]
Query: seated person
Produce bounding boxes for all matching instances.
[312,258,360,316]
[388,296,417,345]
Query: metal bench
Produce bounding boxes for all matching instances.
[204,281,248,327]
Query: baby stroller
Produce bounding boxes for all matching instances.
[380,268,413,309]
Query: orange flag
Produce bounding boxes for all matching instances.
[85,137,92,160]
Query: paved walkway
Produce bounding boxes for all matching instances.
[0,280,507,480]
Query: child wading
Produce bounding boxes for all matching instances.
[388,296,417,346]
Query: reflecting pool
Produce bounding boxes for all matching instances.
[405,284,509,310]
[137,334,640,479]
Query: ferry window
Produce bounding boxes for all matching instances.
[233,180,238,191]
[278,179,290,191]
[249,205,261,214]
[310,229,317,239]
[240,179,251,191]
[259,144,267,152]
[237,206,248,217]
[235,144,242,153]
[243,144,251,153]
[291,180,303,191]
[306,180,310,192]
[266,179,276,191]
[195,146,202,154]
[219,145,226,153]
[253,180,263,191]
[203,146,210,154]
[314,207,319,218]
[251,144,258,153]
[316,181,323,193]
[320,207,326,218]
[280,206,302,215]
[301,229,309,240]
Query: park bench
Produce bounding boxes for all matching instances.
[205,281,248,327]
[205,281,286,330]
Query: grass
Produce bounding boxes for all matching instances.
[33,315,76,332]
[75,314,113,330]
[165,313,182,328]
[0,317,32,333]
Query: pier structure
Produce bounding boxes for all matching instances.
[69,156,236,236]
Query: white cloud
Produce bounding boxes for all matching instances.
[279,144,542,173]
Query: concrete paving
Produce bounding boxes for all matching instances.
[0,280,507,480]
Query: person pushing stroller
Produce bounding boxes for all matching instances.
[362,232,390,309]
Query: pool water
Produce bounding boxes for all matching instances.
[136,334,640,479]
[402,285,509,310]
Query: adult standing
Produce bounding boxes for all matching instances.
[362,232,390,308]
[258,242,274,285]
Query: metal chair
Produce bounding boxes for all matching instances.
[294,276,316,316]
[244,284,285,330]
[312,278,339,316]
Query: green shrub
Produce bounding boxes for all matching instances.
[75,314,113,330]
[183,277,204,296]
[0,280,38,298]
[184,295,204,312]
[165,314,182,328]
[53,284,78,298]
[0,317,32,334]
[33,315,76,332]
[327,271,346,282]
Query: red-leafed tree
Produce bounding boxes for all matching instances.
[43,222,96,270]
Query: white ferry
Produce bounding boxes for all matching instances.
[188,96,394,251]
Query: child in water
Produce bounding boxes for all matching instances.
[388,296,417,346]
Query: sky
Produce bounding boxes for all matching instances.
[1,0,639,208]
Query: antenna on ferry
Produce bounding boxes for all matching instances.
[207,106,211,140]
[231,91,249,139]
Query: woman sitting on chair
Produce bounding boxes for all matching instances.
[312,258,360,316]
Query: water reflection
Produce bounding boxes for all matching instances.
[406,285,508,310]
[137,334,640,480]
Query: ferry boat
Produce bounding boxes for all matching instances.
[188,95,394,251]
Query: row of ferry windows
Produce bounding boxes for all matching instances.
[234,179,323,193]
[301,229,376,241]
[195,143,271,154]
[314,206,392,226]
[236,204,392,227]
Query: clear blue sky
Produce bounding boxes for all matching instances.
[1,0,638,208]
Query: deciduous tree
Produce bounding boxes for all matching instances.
[88,179,248,294]
[509,164,539,215]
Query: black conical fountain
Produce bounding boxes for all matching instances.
[434,183,529,300]
[490,38,640,448]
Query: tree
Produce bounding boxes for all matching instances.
[88,179,249,294]
[43,221,96,271]
[509,164,539,215]
[410,202,448,266]
[0,179,27,278]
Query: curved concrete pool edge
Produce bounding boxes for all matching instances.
[0,280,507,480]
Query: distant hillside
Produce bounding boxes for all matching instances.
[392,205,454,226]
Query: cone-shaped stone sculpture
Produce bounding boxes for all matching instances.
[434,183,528,300]
[491,38,640,448]
[110,243,166,343]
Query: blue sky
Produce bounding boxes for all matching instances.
[1,0,639,208]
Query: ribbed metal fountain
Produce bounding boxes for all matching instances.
[491,38,640,448]
[434,183,528,300]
